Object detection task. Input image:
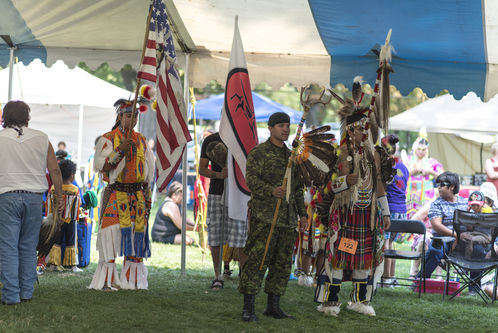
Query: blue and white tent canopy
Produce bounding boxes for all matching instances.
[1,0,497,100]
[308,0,498,100]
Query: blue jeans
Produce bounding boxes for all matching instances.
[384,212,407,240]
[422,239,450,278]
[0,192,43,304]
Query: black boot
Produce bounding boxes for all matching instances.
[263,293,294,319]
[242,294,257,322]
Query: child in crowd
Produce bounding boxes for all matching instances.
[46,159,82,273]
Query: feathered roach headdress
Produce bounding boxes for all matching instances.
[336,76,375,147]
[112,97,149,130]
[113,97,149,115]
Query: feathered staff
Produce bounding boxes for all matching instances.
[259,84,333,270]
[373,29,393,133]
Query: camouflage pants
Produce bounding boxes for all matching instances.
[238,220,297,296]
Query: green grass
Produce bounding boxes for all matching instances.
[1,211,497,332]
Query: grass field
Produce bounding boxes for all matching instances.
[1,202,496,333]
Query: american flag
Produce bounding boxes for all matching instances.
[138,0,191,192]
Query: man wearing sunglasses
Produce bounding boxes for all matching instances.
[419,171,467,278]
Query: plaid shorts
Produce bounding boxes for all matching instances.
[227,217,248,248]
[207,194,248,248]
[207,194,228,246]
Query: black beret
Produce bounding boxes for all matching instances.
[268,112,290,127]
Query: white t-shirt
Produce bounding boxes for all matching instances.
[0,127,49,194]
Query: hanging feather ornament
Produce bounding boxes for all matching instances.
[352,76,364,107]
[37,198,63,258]
[206,141,227,168]
[377,29,394,133]
[295,125,337,187]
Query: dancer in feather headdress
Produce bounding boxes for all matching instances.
[315,30,395,317]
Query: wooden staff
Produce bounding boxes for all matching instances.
[127,5,154,138]
[259,85,330,270]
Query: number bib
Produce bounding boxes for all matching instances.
[338,237,358,255]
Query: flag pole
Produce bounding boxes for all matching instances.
[127,5,154,138]
[181,52,191,276]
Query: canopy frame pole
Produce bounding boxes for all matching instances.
[181,52,191,276]
[2,35,17,101]
[77,104,84,170]
[8,47,14,101]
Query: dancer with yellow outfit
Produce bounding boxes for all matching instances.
[89,99,154,291]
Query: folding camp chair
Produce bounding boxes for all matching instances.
[440,210,498,304]
[381,219,426,297]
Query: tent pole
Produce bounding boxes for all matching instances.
[480,143,484,174]
[77,105,84,171]
[181,53,191,276]
[7,47,15,101]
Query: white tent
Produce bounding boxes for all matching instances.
[0,59,133,167]
[390,92,498,135]
[390,92,498,175]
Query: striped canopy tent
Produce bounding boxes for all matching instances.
[2,0,497,100]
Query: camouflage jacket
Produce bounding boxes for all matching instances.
[246,139,306,228]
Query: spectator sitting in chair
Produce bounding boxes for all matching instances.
[419,171,467,279]
[463,191,494,295]
[151,181,195,245]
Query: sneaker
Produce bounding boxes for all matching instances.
[223,268,232,280]
[46,264,56,272]
[36,266,44,276]
[468,290,478,296]
[382,278,394,288]
[55,265,64,272]
[72,266,83,273]
[317,301,341,317]
[347,302,376,316]
[209,279,224,290]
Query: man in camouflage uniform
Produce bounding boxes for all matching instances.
[239,112,308,322]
